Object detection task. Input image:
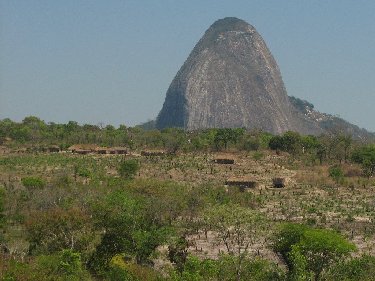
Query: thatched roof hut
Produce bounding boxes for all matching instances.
[107,147,127,155]
[225,177,257,189]
[213,158,235,164]
[68,144,98,154]
[74,149,91,155]
[272,177,286,188]
[141,150,166,157]
[96,147,109,154]
[47,145,60,153]
[212,153,236,164]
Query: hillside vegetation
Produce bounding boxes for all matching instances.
[1,117,375,280]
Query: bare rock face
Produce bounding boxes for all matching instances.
[156,17,321,134]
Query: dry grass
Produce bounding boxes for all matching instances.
[1,149,375,259]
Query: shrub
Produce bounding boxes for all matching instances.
[328,165,344,184]
[324,255,375,281]
[21,176,46,189]
[35,249,91,281]
[273,223,356,280]
[73,165,91,180]
[25,207,95,255]
[351,145,375,178]
[242,137,260,151]
[118,159,140,179]
[0,187,5,243]
[253,151,264,161]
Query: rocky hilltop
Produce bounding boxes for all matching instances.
[155,17,374,140]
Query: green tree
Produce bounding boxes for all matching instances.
[269,131,303,155]
[0,187,5,244]
[168,255,284,281]
[268,135,284,152]
[217,255,285,281]
[168,236,189,273]
[1,250,91,281]
[118,159,140,179]
[189,129,216,151]
[213,128,245,151]
[35,249,91,281]
[168,255,218,281]
[203,204,266,281]
[328,165,344,184]
[352,145,375,179]
[272,223,308,270]
[273,224,356,280]
[240,135,261,151]
[162,128,187,153]
[25,207,95,256]
[324,255,375,281]
[89,190,170,273]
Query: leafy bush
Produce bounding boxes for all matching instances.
[168,255,284,281]
[351,145,375,178]
[25,207,95,255]
[242,137,261,151]
[328,165,344,184]
[77,167,91,178]
[269,131,302,155]
[0,187,4,223]
[273,223,356,280]
[21,176,46,189]
[168,236,189,273]
[88,189,171,273]
[0,250,91,281]
[253,151,264,161]
[118,159,140,179]
[324,255,375,281]
[107,255,160,281]
[0,187,5,243]
[35,249,91,281]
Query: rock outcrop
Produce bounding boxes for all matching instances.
[155,17,374,140]
[156,17,316,134]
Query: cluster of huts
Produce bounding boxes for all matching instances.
[9,144,170,157]
[67,145,168,157]
[212,155,288,189]
[21,145,129,155]
[67,145,128,155]
[140,150,166,156]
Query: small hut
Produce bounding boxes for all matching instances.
[68,144,97,154]
[141,150,165,157]
[272,177,286,188]
[47,145,60,153]
[68,145,80,153]
[213,154,235,164]
[108,147,128,155]
[96,147,109,154]
[74,149,91,155]
[213,158,235,164]
[1,137,12,145]
[225,177,257,189]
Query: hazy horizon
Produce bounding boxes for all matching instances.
[1,1,374,131]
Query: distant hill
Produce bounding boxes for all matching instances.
[151,17,374,140]
[136,120,156,130]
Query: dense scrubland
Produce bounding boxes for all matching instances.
[1,117,375,280]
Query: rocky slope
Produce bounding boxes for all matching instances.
[288,96,375,140]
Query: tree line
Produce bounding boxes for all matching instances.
[1,116,374,176]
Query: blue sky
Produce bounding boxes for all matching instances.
[1,1,374,131]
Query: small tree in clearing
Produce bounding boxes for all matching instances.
[203,204,267,281]
[118,159,140,180]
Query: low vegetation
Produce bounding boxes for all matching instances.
[1,116,375,280]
